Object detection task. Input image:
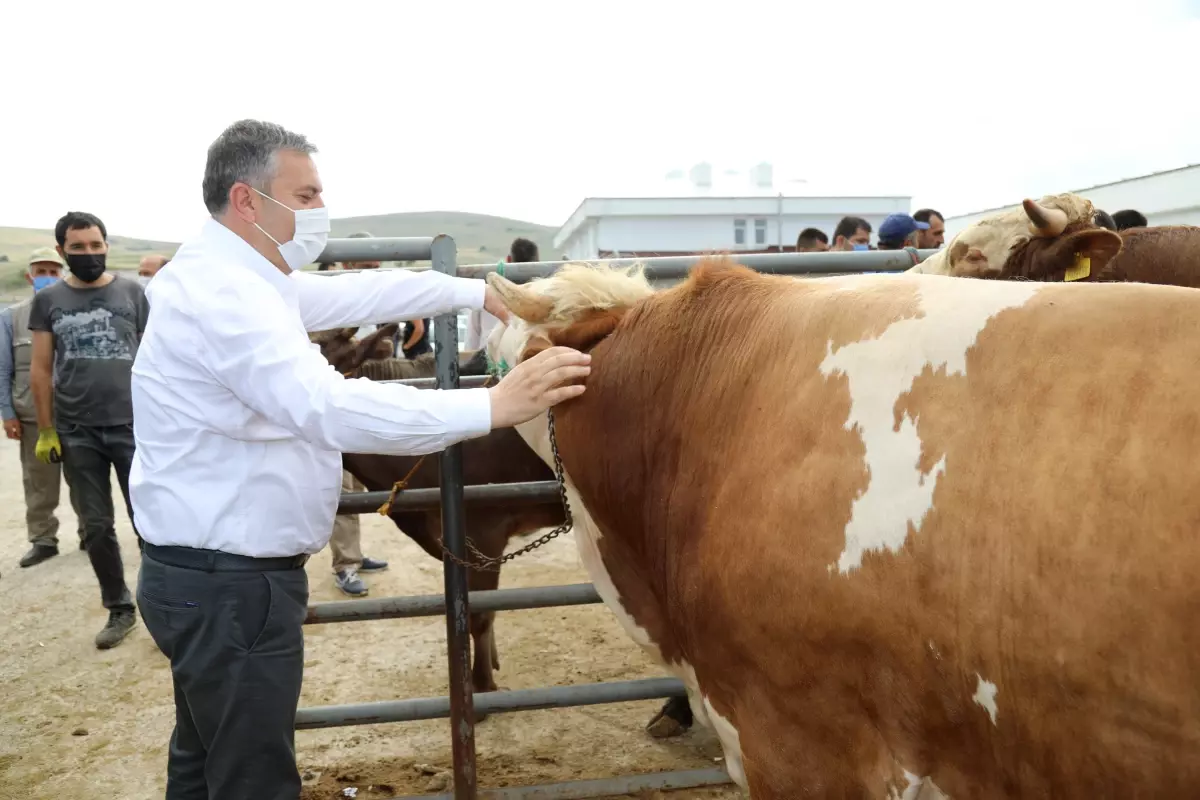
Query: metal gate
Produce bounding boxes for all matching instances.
[303,238,934,798]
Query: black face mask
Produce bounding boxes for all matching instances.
[65,253,107,283]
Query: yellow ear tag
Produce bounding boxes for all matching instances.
[1064,253,1091,282]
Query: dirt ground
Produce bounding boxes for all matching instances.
[0,441,743,800]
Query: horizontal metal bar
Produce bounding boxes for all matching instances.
[306,583,602,625]
[456,249,935,284]
[380,375,493,389]
[338,481,560,515]
[388,768,732,799]
[295,677,687,730]
[315,236,435,263]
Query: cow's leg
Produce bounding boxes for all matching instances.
[645,695,694,738]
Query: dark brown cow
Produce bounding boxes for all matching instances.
[309,328,561,701]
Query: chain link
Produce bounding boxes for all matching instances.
[437,407,573,573]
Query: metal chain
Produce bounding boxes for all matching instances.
[438,407,573,573]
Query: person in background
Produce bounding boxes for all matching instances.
[1,247,84,568]
[465,237,540,350]
[137,254,170,287]
[324,230,391,597]
[1094,210,1117,231]
[795,228,829,253]
[913,208,945,249]
[28,211,148,649]
[1112,209,1148,230]
[876,213,930,251]
[831,216,872,251]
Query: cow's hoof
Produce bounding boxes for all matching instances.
[645,709,690,739]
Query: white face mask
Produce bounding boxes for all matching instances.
[137,275,152,288]
[253,188,330,271]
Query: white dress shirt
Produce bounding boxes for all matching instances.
[129,219,492,558]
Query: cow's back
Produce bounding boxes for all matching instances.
[552,266,1200,797]
[1102,225,1200,288]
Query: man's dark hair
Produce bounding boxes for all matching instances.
[1112,209,1148,230]
[833,216,871,242]
[913,208,943,225]
[1093,210,1117,231]
[202,119,317,215]
[316,260,336,271]
[509,237,540,263]
[796,228,828,249]
[54,211,108,246]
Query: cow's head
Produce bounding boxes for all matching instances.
[310,323,399,375]
[484,261,655,394]
[909,193,1120,281]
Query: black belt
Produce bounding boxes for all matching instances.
[142,543,309,572]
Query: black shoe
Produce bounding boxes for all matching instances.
[20,545,59,568]
[95,610,137,650]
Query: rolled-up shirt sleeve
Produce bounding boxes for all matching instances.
[292,268,485,332]
[199,289,492,455]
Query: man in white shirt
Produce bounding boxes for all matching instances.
[129,118,590,800]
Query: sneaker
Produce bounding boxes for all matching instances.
[358,556,389,573]
[20,544,59,568]
[335,568,368,597]
[95,610,137,650]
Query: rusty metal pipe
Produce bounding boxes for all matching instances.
[337,481,561,515]
[294,677,688,730]
[386,768,732,799]
[305,583,602,625]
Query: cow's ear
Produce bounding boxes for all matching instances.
[548,309,623,353]
[1056,229,1123,281]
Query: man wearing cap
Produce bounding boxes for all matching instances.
[1,248,83,568]
[876,213,930,251]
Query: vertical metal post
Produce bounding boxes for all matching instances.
[431,234,477,800]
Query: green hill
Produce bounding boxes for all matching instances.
[0,212,560,301]
[330,211,557,266]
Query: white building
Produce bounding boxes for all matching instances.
[945,163,1200,238]
[554,162,912,260]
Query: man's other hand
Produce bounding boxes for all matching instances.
[3,418,19,440]
[483,286,512,325]
[488,346,590,428]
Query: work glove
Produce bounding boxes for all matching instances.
[35,428,62,464]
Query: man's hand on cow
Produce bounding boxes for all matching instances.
[483,286,511,325]
[488,346,590,428]
[3,418,19,441]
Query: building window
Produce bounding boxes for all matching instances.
[734,219,746,246]
[754,218,767,245]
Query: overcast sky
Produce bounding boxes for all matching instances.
[3,0,1199,242]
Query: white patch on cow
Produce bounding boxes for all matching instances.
[819,275,1042,573]
[972,673,999,726]
[676,662,747,790]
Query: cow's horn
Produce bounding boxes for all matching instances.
[1023,198,1069,237]
[485,271,553,324]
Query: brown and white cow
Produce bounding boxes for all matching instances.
[484,259,1200,798]
[913,195,1200,290]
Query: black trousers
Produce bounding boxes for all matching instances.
[59,422,139,612]
[138,544,309,800]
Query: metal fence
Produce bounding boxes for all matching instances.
[302,238,934,799]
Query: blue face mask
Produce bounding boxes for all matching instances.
[32,275,59,292]
[852,243,870,251]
